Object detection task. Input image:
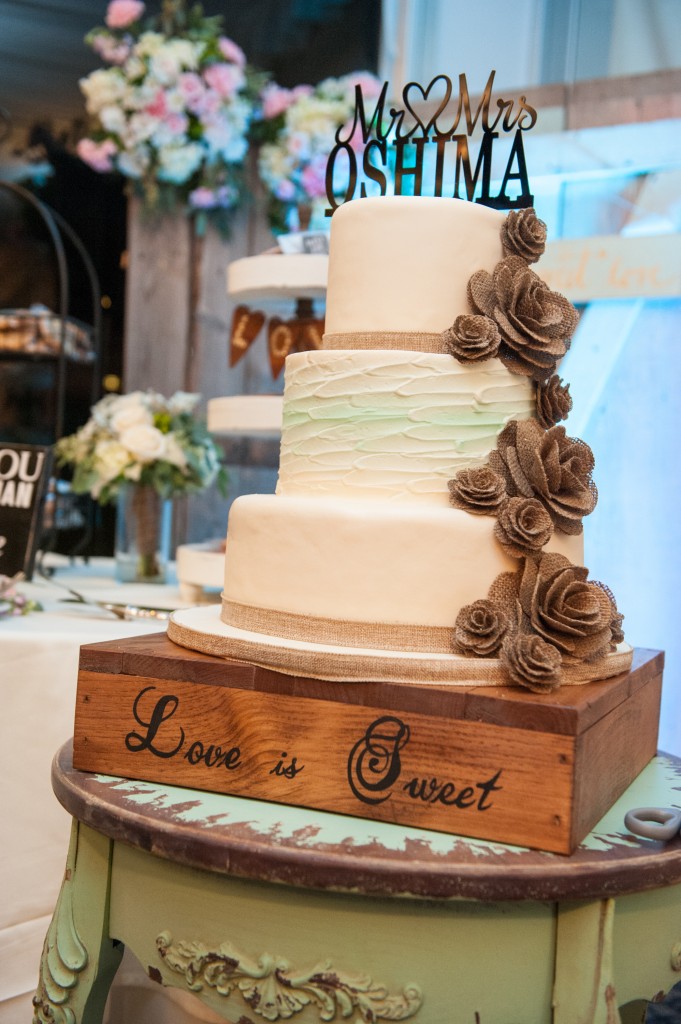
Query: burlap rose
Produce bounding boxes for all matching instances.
[454,599,508,657]
[488,419,597,534]
[442,314,501,362]
[501,633,562,693]
[448,466,507,515]
[501,208,547,264]
[496,552,613,663]
[494,496,553,558]
[610,608,625,647]
[467,255,578,380]
[536,375,573,429]
[592,581,625,647]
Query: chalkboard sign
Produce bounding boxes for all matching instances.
[0,444,52,579]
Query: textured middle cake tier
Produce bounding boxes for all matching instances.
[277,349,535,503]
[222,494,583,651]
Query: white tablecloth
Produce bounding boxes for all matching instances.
[0,556,220,1022]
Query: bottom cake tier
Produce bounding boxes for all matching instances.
[218,493,583,650]
[167,493,632,686]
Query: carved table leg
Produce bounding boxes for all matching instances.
[553,898,621,1024]
[33,821,124,1024]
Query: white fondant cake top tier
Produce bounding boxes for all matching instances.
[323,196,505,341]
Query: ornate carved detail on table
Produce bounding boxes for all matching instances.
[32,841,88,1024]
[156,931,423,1022]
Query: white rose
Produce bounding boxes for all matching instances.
[134,32,165,58]
[120,423,167,463]
[163,434,188,471]
[110,396,152,435]
[80,68,126,113]
[125,112,158,145]
[99,104,127,135]
[117,147,150,178]
[93,440,132,495]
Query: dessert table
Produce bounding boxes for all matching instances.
[0,556,218,1023]
[35,740,681,1024]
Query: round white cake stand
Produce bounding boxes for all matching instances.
[227,252,328,303]
[168,605,634,687]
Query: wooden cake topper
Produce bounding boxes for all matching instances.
[325,71,536,215]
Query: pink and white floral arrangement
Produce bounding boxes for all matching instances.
[77,0,263,230]
[254,72,383,233]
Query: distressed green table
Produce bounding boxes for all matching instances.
[34,741,681,1024]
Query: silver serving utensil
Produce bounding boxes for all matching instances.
[38,571,170,621]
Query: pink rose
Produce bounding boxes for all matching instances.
[261,83,296,119]
[77,138,118,173]
[204,62,244,100]
[218,37,246,67]
[178,72,204,110]
[91,33,130,64]
[189,186,236,210]
[189,187,216,209]
[344,72,382,99]
[145,88,167,118]
[340,116,366,152]
[300,157,327,198]
[164,112,188,136]
[105,0,145,29]
[275,179,296,201]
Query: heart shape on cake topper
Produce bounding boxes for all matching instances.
[402,75,453,138]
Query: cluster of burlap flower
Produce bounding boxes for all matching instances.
[467,255,578,380]
[449,418,597,541]
[444,208,625,692]
[453,553,622,693]
[489,419,597,535]
[440,208,578,380]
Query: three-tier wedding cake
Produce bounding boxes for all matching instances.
[169,195,631,691]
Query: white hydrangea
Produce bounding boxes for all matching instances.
[117,147,150,178]
[167,391,200,415]
[98,103,127,134]
[157,142,203,183]
[80,68,127,113]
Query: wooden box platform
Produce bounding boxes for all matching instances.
[73,634,663,855]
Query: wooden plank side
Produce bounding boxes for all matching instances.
[77,635,663,738]
[73,669,577,854]
[569,671,663,849]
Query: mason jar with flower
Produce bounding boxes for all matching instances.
[55,390,226,583]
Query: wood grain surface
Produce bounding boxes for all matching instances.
[72,637,663,854]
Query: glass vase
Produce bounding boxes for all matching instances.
[115,484,173,584]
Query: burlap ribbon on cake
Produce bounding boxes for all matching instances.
[323,331,447,353]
